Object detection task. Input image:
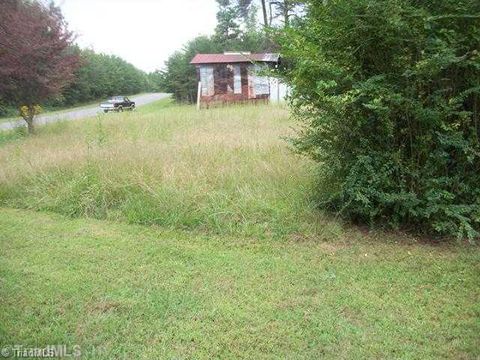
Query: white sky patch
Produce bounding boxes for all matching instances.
[55,0,218,72]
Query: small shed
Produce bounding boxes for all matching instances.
[190,52,280,107]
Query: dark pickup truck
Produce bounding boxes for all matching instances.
[100,96,135,113]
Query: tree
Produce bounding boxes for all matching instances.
[147,70,166,93]
[280,0,480,240]
[260,0,269,27]
[215,0,270,45]
[214,0,243,46]
[0,0,79,133]
[237,0,255,23]
[269,0,303,26]
[258,0,304,28]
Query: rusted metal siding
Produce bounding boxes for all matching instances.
[196,63,270,106]
[247,65,255,99]
[233,65,241,94]
[199,66,214,96]
[192,53,279,107]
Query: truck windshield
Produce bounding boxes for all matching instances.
[108,97,123,102]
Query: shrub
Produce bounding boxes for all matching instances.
[280,0,480,239]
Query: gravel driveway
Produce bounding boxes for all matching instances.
[0,93,169,131]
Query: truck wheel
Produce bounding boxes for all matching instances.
[104,110,108,113]
[117,106,123,112]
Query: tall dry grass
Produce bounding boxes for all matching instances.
[0,100,335,238]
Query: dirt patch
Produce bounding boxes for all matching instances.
[87,299,123,314]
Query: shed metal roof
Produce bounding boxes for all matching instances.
[190,53,280,65]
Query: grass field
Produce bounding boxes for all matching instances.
[0,100,479,359]
[0,100,319,239]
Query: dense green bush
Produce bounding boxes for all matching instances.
[281,0,480,239]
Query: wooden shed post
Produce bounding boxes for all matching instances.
[196,81,202,110]
[277,78,280,102]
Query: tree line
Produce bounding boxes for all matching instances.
[0,46,158,118]
[48,48,153,108]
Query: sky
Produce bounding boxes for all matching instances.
[54,0,218,72]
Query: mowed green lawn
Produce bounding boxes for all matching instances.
[0,100,479,359]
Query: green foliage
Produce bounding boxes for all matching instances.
[146,70,165,92]
[281,0,480,240]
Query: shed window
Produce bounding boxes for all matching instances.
[254,64,270,95]
[200,66,214,96]
[234,65,241,94]
[214,65,234,94]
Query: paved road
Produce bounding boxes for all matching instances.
[0,93,170,131]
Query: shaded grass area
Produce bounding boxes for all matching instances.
[0,208,478,359]
[0,100,323,239]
